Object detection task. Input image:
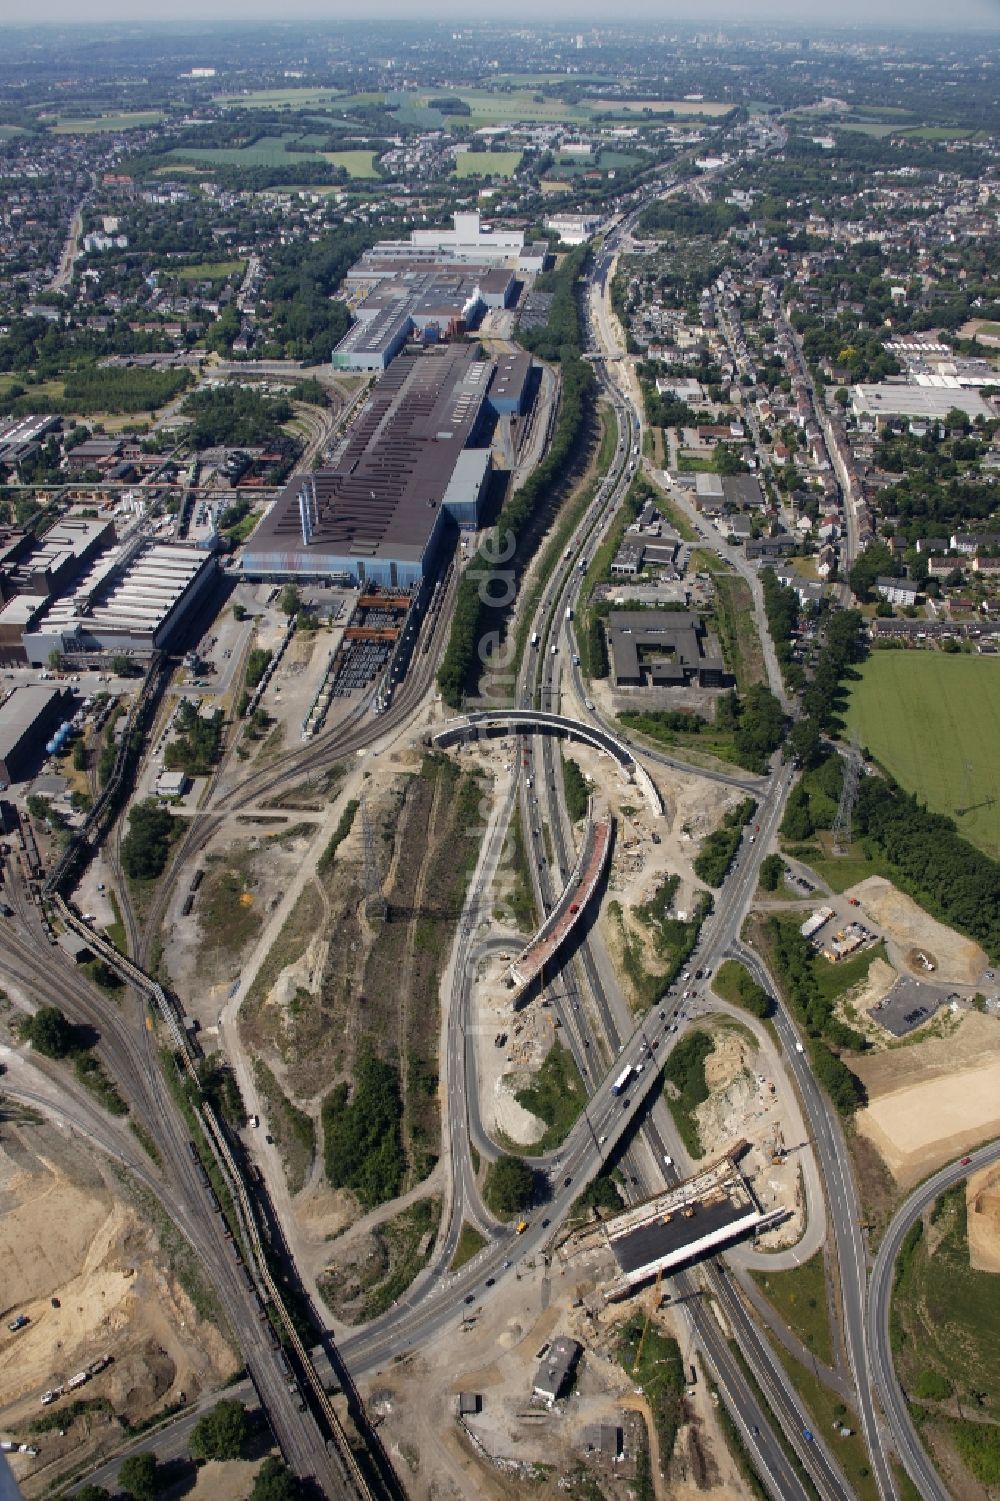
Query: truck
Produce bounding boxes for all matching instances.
[530,631,540,648]
[611,1064,633,1097]
[565,606,573,620]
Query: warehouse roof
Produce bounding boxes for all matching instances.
[0,685,68,761]
[249,347,494,568]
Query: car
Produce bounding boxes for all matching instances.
[563,1175,572,1187]
[961,1155,972,1166]
[485,1277,495,1287]
[541,1219,550,1229]
[8,1315,29,1332]
[464,1294,476,1305]
[598,1135,607,1145]
[622,1097,631,1108]
[502,1259,511,1269]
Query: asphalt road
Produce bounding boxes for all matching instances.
[867,1138,1000,1501]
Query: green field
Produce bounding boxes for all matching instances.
[167,138,376,176]
[213,87,345,109]
[454,149,522,178]
[168,259,246,280]
[325,150,378,178]
[891,1184,1000,1480]
[52,111,164,133]
[845,653,1000,856]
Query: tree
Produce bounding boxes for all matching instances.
[120,800,178,881]
[75,1488,111,1501]
[72,740,87,772]
[190,1399,250,1463]
[48,647,63,672]
[112,654,132,678]
[849,540,896,602]
[251,1458,301,1501]
[483,1153,535,1218]
[278,583,301,617]
[758,854,784,892]
[26,1005,75,1059]
[118,1452,160,1501]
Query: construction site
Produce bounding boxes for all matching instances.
[562,1151,779,1300]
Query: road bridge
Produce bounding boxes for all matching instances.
[431,709,663,815]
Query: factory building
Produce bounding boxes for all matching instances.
[245,347,496,588]
[23,543,219,665]
[0,414,62,473]
[332,264,517,373]
[0,684,73,784]
[851,383,992,427]
[487,351,533,416]
[0,517,115,605]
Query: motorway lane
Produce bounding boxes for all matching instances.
[734,940,896,1501]
[868,1139,1000,1501]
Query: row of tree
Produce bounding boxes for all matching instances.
[438,346,594,707]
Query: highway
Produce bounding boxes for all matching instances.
[732,939,896,1500]
[338,219,855,1501]
[867,1139,1000,1501]
[14,173,925,1501]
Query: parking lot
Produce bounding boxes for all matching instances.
[870,974,955,1037]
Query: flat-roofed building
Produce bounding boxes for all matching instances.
[246,347,495,588]
[851,384,991,426]
[488,351,533,416]
[608,610,725,689]
[0,684,72,783]
[24,544,219,665]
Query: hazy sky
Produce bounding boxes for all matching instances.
[11,0,1000,26]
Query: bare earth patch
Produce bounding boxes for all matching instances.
[853,1012,1000,1185]
[847,876,988,985]
[967,1162,1000,1274]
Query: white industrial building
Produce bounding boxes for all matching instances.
[24,543,219,665]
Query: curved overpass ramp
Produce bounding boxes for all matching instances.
[431,710,663,815]
[508,812,614,1009]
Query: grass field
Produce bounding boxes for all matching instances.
[845,653,1000,856]
[751,1252,834,1367]
[52,111,164,133]
[213,87,345,109]
[891,1183,1000,1481]
[454,149,522,178]
[167,138,377,176]
[325,149,378,178]
[168,259,246,280]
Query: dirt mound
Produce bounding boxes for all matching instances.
[967,1164,1000,1274]
[847,877,987,985]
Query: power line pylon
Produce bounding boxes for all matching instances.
[831,732,862,856]
[360,797,387,923]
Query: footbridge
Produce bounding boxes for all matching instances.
[431,710,663,816]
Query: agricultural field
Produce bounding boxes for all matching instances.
[325,150,378,178]
[50,111,165,133]
[212,87,345,109]
[454,150,522,178]
[166,137,377,176]
[590,96,731,115]
[168,136,306,168]
[845,653,1000,857]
